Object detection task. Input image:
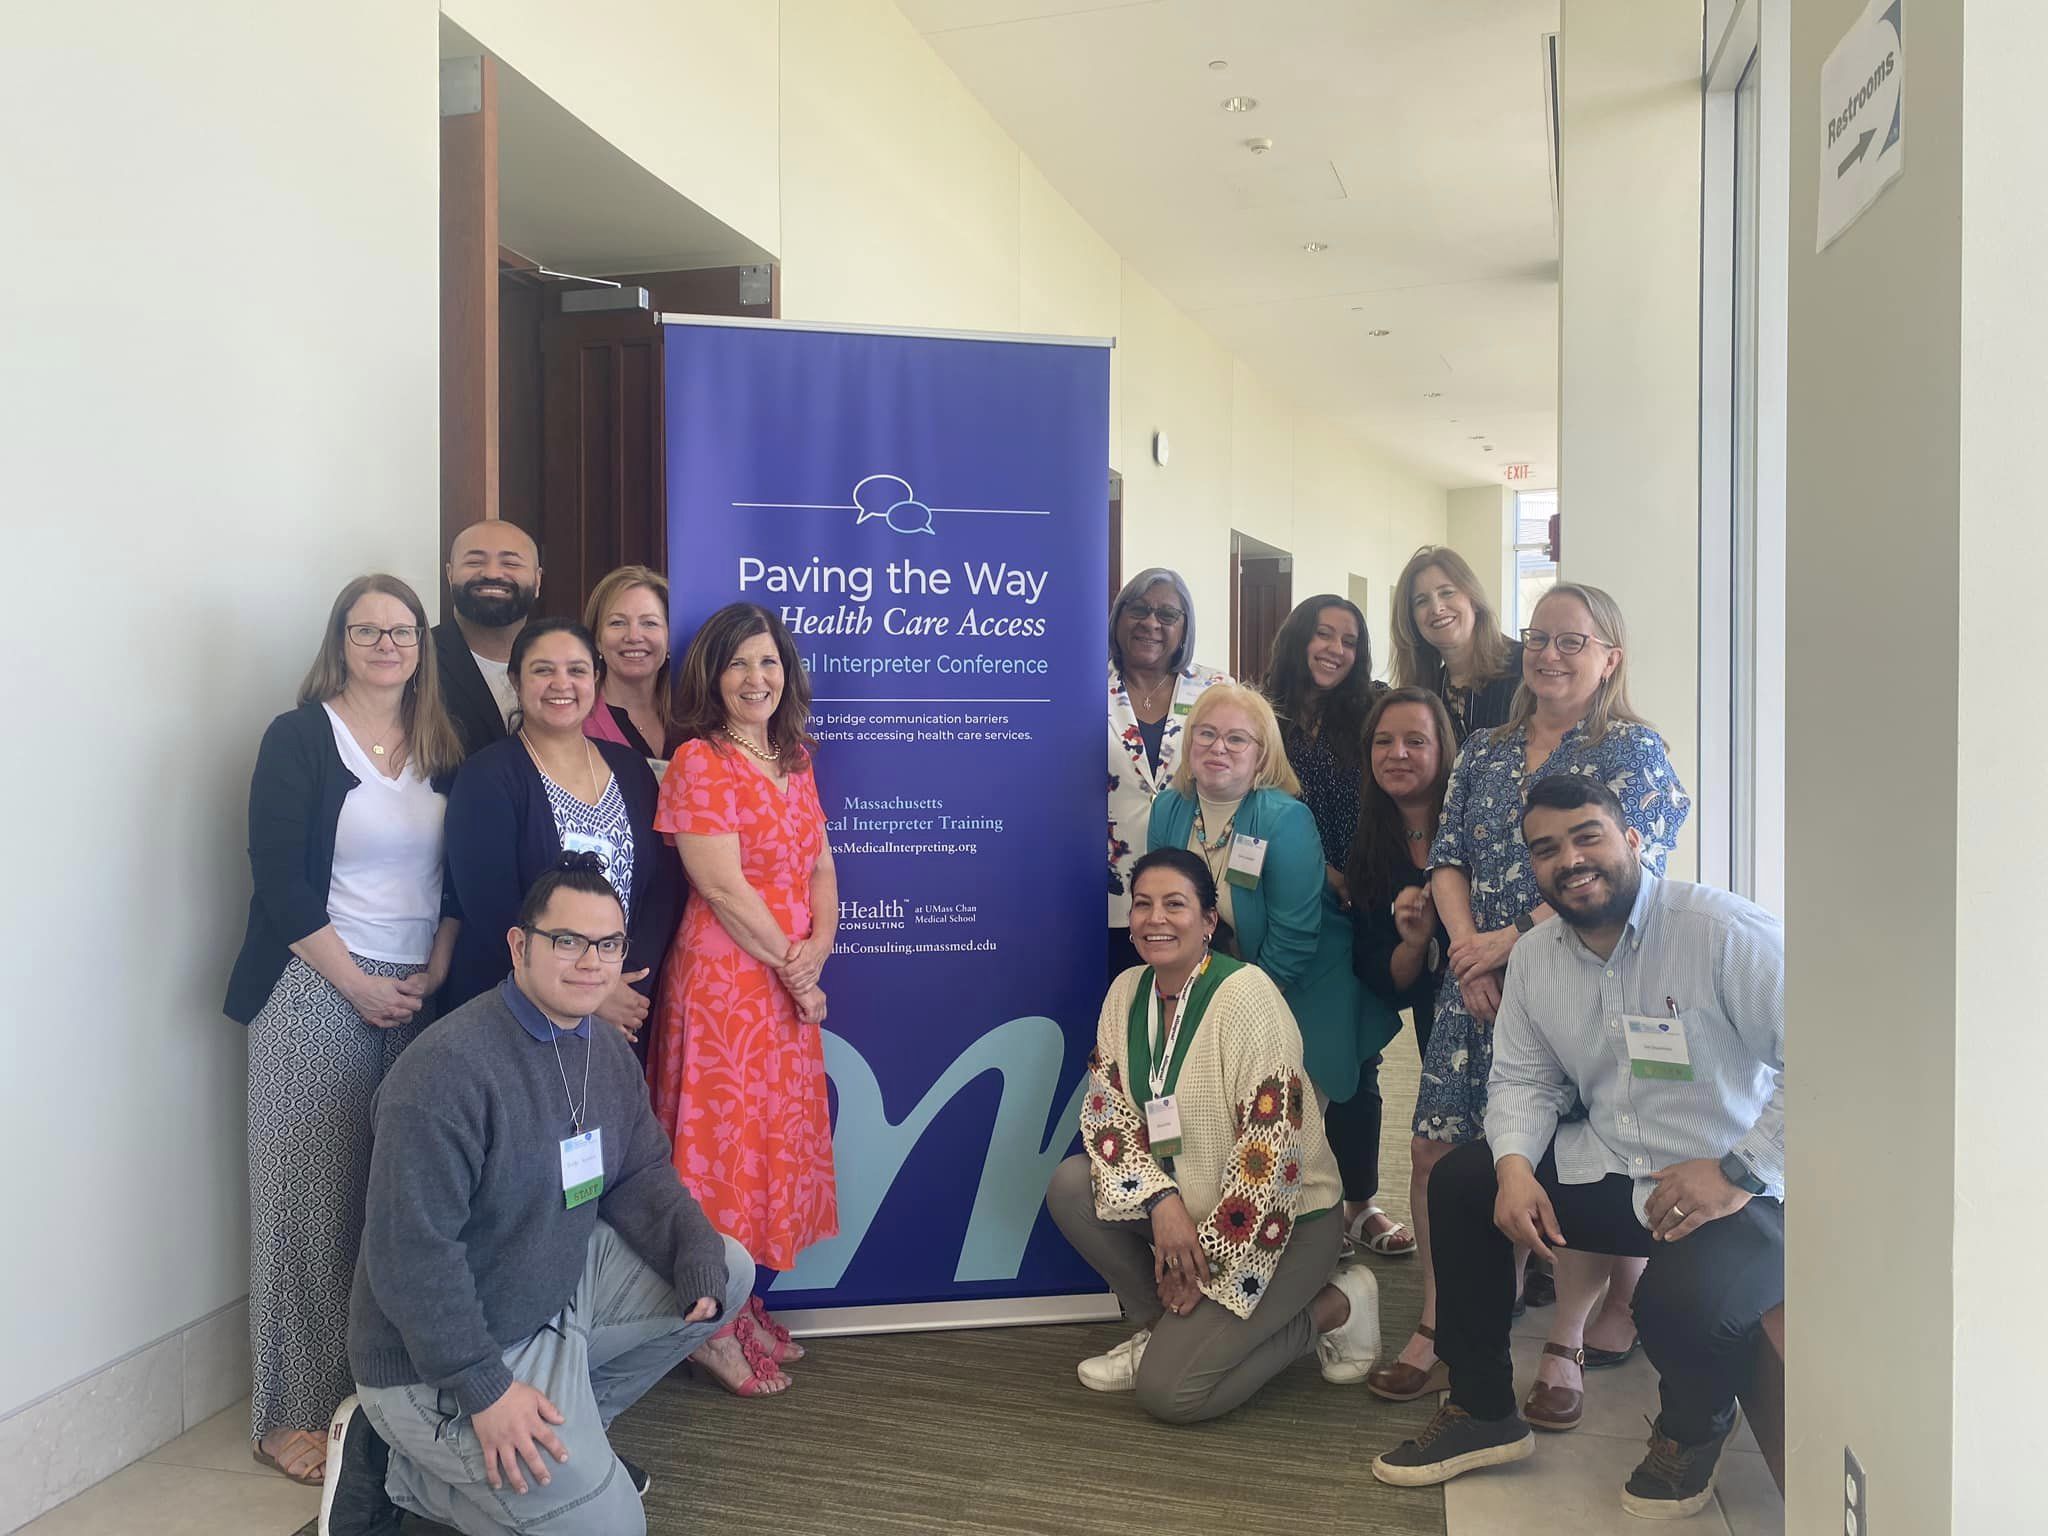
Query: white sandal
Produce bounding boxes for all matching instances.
[1344,1206,1417,1258]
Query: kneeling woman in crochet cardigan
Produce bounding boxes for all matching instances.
[1045,847,1382,1423]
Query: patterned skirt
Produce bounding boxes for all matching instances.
[1411,969,1493,1146]
[247,956,428,1438]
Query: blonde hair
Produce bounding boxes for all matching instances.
[583,564,674,742]
[297,574,466,780]
[1171,684,1302,798]
[1496,582,1653,746]
[1388,545,1513,692]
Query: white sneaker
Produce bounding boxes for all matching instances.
[1077,1328,1151,1392]
[1316,1265,1382,1383]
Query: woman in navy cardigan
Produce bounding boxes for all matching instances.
[442,617,681,1046]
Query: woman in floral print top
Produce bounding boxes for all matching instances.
[1106,567,1228,982]
[1373,583,1690,1412]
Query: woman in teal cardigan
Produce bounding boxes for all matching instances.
[1146,683,1398,1104]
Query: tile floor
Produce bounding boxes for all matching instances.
[20,1352,1784,1536]
[1433,1302,1782,1535]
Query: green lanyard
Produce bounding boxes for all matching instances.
[1126,953,1242,1102]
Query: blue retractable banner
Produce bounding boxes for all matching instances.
[664,319,1111,1316]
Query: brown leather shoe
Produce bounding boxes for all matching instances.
[1522,1342,1584,1431]
[1365,1325,1451,1403]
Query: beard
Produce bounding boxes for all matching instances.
[1547,856,1641,931]
[452,576,537,629]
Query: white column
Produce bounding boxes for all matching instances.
[1556,0,1704,874]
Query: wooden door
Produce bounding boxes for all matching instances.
[1233,557,1292,687]
[538,310,666,621]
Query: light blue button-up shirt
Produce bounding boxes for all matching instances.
[1486,870,1784,1226]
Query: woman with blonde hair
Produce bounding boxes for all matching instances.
[1145,686,1396,1115]
[225,573,464,1485]
[1389,546,1522,745]
[1369,583,1690,1433]
[583,564,679,767]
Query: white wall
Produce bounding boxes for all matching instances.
[1785,0,2048,1529]
[1952,5,2048,1523]
[1556,0,1702,873]
[1446,485,1517,620]
[0,0,442,1417]
[0,0,1449,1447]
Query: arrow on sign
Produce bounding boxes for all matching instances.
[1837,127,1876,177]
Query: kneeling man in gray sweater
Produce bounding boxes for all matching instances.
[322,855,754,1536]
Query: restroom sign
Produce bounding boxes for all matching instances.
[1817,0,1904,252]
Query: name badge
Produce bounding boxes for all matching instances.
[1143,1095,1184,1160]
[1171,674,1202,716]
[560,1128,604,1208]
[1225,833,1268,889]
[1622,1015,1695,1081]
[560,831,616,863]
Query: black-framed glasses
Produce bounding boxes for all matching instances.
[1520,628,1614,657]
[524,927,628,962]
[1122,600,1186,626]
[346,624,423,648]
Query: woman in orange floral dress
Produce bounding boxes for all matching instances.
[648,602,837,1393]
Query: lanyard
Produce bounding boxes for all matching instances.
[1146,952,1211,1100]
[548,1023,593,1135]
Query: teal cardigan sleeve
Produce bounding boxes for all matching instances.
[1241,790,1323,992]
[1145,787,1192,854]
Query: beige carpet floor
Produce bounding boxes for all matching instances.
[305,1044,1445,1535]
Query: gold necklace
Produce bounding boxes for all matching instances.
[336,697,402,761]
[1125,671,1171,716]
[520,729,601,803]
[721,723,781,763]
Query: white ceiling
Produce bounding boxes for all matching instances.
[441,18,771,275]
[898,0,1562,490]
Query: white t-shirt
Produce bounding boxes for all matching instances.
[323,705,446,964]
[473,650,517,727]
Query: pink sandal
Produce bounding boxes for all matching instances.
[689,1313,789,1397]
[747,1296,806,1363]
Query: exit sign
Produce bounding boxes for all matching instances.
[1503,462,1533,482]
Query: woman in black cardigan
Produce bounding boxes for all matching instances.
[442,617,680,1046]
[224,573,465,1486]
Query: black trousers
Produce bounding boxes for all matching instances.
[1430,1139,1784,1444]
[1322,1052,1385,1203]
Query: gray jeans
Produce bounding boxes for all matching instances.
[1046,1154,1343,1424]
[359,1223,754,1536]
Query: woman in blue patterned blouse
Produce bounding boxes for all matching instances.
[1369,583,1690,1427]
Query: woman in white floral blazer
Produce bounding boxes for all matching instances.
[1107,568,1229,981]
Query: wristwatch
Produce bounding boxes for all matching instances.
[1718,1152,1767,1195]
[1513,911,1534,934]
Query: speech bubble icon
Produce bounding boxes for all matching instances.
[885,498,936,535]
[852,474,914,526]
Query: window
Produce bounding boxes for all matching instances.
[1512,489,1558,632]
[1701,0,1786,913]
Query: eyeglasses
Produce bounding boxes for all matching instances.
[1190,724,1259,754]
[1520,628,1615,657]
[524,927,628,962]
[346,624,423,648]
[1122,601,1186,626]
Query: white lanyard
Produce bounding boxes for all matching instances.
[1146,954,1210,1100]
[548,1022,593,1135]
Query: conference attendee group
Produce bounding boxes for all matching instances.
[231,521,1783,1534]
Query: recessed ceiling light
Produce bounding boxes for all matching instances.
[1423,391,1442,398]
[1482,446,1495,453]
[1367,328,1390,337]
[1209,59,1230,71]
[1222,95,1259,113]
[1469,434,1487,440]
[1302,240,1328,253]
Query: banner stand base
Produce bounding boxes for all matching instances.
[770,1292,1122,1339]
